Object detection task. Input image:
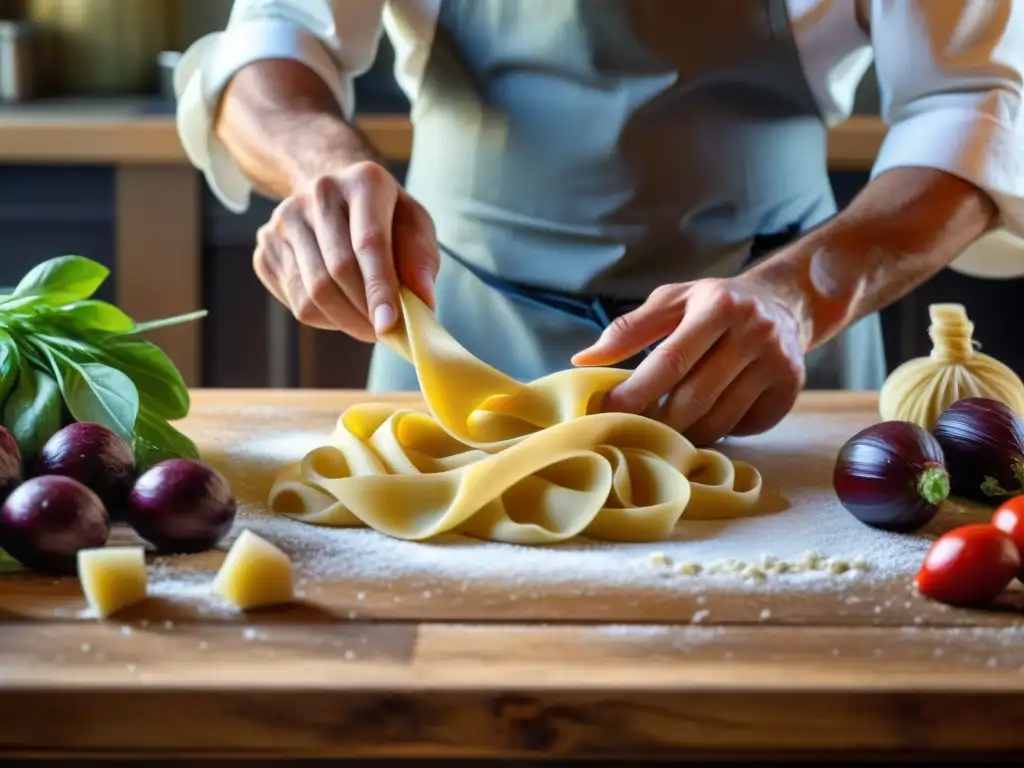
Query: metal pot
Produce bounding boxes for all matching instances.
[0,19,40,101]
[27,0,172,95]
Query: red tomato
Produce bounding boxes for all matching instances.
[914,523,1020,607]
[992,496,1024,577]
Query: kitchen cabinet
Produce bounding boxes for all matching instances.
[0,164,115,297]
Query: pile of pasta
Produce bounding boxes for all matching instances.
[268,288,763,544]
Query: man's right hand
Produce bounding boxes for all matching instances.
[253,160,440,342]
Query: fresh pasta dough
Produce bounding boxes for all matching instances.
[268,287,763,544]
[879,303,1024,430]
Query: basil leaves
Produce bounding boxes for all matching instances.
[0,255,207,467]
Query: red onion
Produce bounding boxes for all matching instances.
[125,459,236,554]
[34,422,136,519]
[833,421,949,532]
[0,424,21,502]
[0,475,110,574]
[932,397,1024,506]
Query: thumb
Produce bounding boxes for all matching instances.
[571,301,677,367]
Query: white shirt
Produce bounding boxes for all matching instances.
[175,0,1024,274]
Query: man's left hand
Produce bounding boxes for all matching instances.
[571,276,808,446]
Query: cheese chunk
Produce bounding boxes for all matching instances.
[77,546,148,619]
[212,529,294,609]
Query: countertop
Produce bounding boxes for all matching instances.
[2,388,1024,760]
[0,98,886,169]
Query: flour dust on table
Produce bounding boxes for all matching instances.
[161,409,992,613]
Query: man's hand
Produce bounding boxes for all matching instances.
[571,276,807,446]
[253,160,439,342]
[571,165,1000,446]
[213,60,439,342]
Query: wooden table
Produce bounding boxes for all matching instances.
[4,388,1024,761]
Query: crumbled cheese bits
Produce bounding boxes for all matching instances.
[645,549,871,583]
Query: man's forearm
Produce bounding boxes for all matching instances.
[214,59,381,198]
[746,167,1000,352]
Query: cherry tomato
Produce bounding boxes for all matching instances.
[992,495,1024,578]
[914,523,1020,607]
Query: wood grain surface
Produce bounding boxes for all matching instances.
[2,389,1024,761]
[0,100,414,165]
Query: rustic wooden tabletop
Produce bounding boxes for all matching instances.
[2,389,1023,761]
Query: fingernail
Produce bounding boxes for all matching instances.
[373,304,396,334]
[421,269,436,302]
[575,339,606,358]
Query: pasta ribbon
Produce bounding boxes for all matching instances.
[269,288,762,543]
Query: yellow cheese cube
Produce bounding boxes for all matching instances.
[77,546,148,619]
[212,529,294,609]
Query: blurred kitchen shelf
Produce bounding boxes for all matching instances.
[0,96,414,164]
[0,97,889,169]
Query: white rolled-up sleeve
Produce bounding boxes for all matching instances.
[869,0,1024,237]
[174,0,386,213]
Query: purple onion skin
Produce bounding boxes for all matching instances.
[125,458,236,554]
[833,421,950,532]
[932,397,1024,506]
[0,475,110,574]
[34,422,136,520]
[0,424,22,503]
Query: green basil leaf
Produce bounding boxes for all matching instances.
[123,309,207,335]
[10,256,108,305]
[1,360,62,460]
[0,546,25,573]
[0,295,46,315]
[30,331,96,360]
[0,330,20,406]
[20,333,188,420]
[55,300,134,333]
[59,361,139,443]
[133,406,200,468]
[127,309,208,335]
[95,337,189,419]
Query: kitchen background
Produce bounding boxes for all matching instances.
[0,0,1019,391]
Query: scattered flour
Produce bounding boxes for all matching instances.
[143,412,993,606]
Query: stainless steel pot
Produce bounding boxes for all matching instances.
[26,0,172,95]
[0,19,39,102]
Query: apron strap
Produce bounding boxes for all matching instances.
[744,223,802,268]
[439,242,646,336]
[438,225,801,365]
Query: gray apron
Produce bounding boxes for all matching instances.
[368,0,886,393]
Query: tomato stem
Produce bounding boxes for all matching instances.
[918,466,950,506]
